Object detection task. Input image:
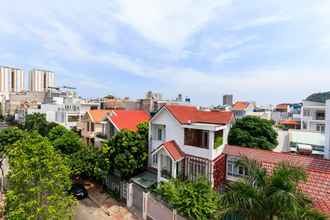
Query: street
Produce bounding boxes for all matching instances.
[74,198,112,220]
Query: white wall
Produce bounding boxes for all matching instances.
[325,100,330,159]
[149,108,229,162]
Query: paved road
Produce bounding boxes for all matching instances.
[74,198,112,220]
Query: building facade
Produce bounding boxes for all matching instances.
[29,69,55,92]
[223,94,233,106]
[148,104,233,188]
[0,66,24,93]
[301,100,326,133]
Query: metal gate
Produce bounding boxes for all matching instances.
[132,183,144,213]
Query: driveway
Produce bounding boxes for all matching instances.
[75,198,112,220]
[75,179,139,220]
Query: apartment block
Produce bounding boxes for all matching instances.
[29,69,55,92]
[0,66,24,93]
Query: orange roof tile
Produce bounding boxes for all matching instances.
[232,101,250,111]
[108,110,150,131]
[224,145,330,215]
[279,119,300,126]
[88,109,113,123]
[164,104,233,125]
[161,140,185,161]
[275,103,290,110]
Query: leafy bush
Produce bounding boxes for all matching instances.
[154,178,220,220]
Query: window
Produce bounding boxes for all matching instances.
[214,130,224,149]
[161,154,172,179]
[91,122,95,132]
[152,154,158,168]
[304,110,310,117]
[153,125,165,141]
[184,128,209,148]
[187,158,208,181]
[86,122,90,131]
[317,124,325,133]
[316,111,325,120]
[68,115,79,122]
[227,157,248,177]
[157,128,163,140]
[303,122,307,129]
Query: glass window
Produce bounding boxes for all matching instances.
[184,128,209,148]
[227,157,248,177]
[152,154,158,167]
[157,128,163,140]
[187,159,208,181]
[161,154,172,179]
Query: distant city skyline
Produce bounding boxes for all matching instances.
[1,1,329,106]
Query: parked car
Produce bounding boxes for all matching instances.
[71,183,88,200]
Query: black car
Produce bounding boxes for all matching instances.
[71,183,88,200]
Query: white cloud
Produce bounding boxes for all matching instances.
[113,0,232,48]
[230,15,291,31]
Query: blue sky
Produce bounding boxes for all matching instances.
[0,0,330,106]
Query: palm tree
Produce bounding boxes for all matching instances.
[219,157,328,220]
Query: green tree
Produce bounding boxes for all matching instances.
[228,116,278,150]
[220,157,327,220]
[23,113,50,136]
[48,125,82,155]
[155,178,220,220]
[0,128,26,192]
[106,122,148,180]
[5,133,76,220]
[67,145,110,180]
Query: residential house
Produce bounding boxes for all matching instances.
[149,104,234,188]
[81,109,113,146]
[221,145,330,215]
[272,103,290,123]
[26,95,93,129]
[94,110,150,147]
[231,101,255,119]
[301,100,326,133]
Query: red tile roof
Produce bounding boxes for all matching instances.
[279,119,300,126]
[232,101,251,111]
[108,110,150,132]
[164,104,233,125]
[159,140,185,161]
[224,145,330,214]
[275,103,290,111]
[88,110,113,123]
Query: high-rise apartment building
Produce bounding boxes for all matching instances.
[29,69,55,92]
[0,66,24,93]
[223,94,233,106]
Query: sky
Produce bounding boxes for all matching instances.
[0,0,330,106]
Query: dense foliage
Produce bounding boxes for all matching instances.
[48,125,82,155]
[106,122,148,180]
[5,133,76,219]
[154,178,220,220]
[220,157,327,220]
[228,116,278,150]
[23,113,51,136]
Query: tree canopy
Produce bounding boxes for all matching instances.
[220,157,327,220]
[5,133,76,219]
[22,113,57,136]
[106,122,148,180]
[48,125,82,155]
[228,116,278,150]
[154,178,220,220]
